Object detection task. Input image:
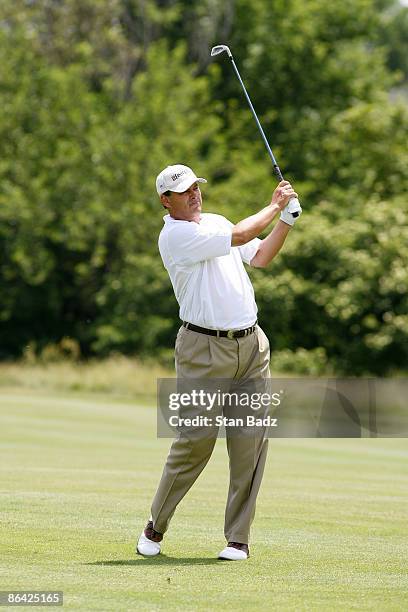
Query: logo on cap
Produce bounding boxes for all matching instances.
[171,170,188,181]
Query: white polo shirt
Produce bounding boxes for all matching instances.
[158,213,261,330]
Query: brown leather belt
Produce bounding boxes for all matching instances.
[182,321,257,339]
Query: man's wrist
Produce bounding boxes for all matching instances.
[269,202,281,216]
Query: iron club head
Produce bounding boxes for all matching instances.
[210,45,232,58]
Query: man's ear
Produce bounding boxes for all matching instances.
[160,194,170,210]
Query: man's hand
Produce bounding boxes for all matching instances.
[271,180,298,210]
[231,180,300,246]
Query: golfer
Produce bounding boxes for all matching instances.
[137,164,301,560]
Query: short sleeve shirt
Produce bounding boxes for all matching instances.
[158,213,261,329]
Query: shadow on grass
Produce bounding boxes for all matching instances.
[87,556,221,567]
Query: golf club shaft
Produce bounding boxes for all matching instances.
[228,56,284,182]
[211,44,301,217]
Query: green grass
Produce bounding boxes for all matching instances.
[1,388,407,611]
[0,357,172,397]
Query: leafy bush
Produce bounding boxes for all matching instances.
[0,0,407,375]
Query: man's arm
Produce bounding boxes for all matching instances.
[231,203,281,246]
[231,180,297,247]
[249,220,291,268]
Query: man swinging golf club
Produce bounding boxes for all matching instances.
[136,163,302,560]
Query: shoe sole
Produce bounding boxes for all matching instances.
[136,548,161,557]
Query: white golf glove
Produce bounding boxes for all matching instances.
[280,197,302,226]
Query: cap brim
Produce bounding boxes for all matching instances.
[171,177,207,193]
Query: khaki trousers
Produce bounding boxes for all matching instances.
[151,324,270,545]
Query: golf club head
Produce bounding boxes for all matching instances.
[210,45,232,58]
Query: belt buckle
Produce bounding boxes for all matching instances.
[227,329,235,339]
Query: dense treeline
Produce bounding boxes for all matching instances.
[0,0,407,374]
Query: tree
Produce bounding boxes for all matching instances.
[0,0,407,374]
[251,194,408,374]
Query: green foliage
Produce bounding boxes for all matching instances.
[0,24,111,355]
[0,0,407,374]
[228,0,399,200]
[253,196,408,374]
[313,97,408,201]
[0,31,225,358]
[270,347,329,376]
[378,2,408,83]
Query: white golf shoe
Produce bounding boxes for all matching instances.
[136,521,163,557]
[218,542,249,560]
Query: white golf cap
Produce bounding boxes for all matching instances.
[156,164,207,195]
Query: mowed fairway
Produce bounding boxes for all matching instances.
[1,389,407,611]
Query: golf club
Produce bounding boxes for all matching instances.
[211,44,301,218]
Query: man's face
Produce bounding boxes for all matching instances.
[160,182,202,223]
